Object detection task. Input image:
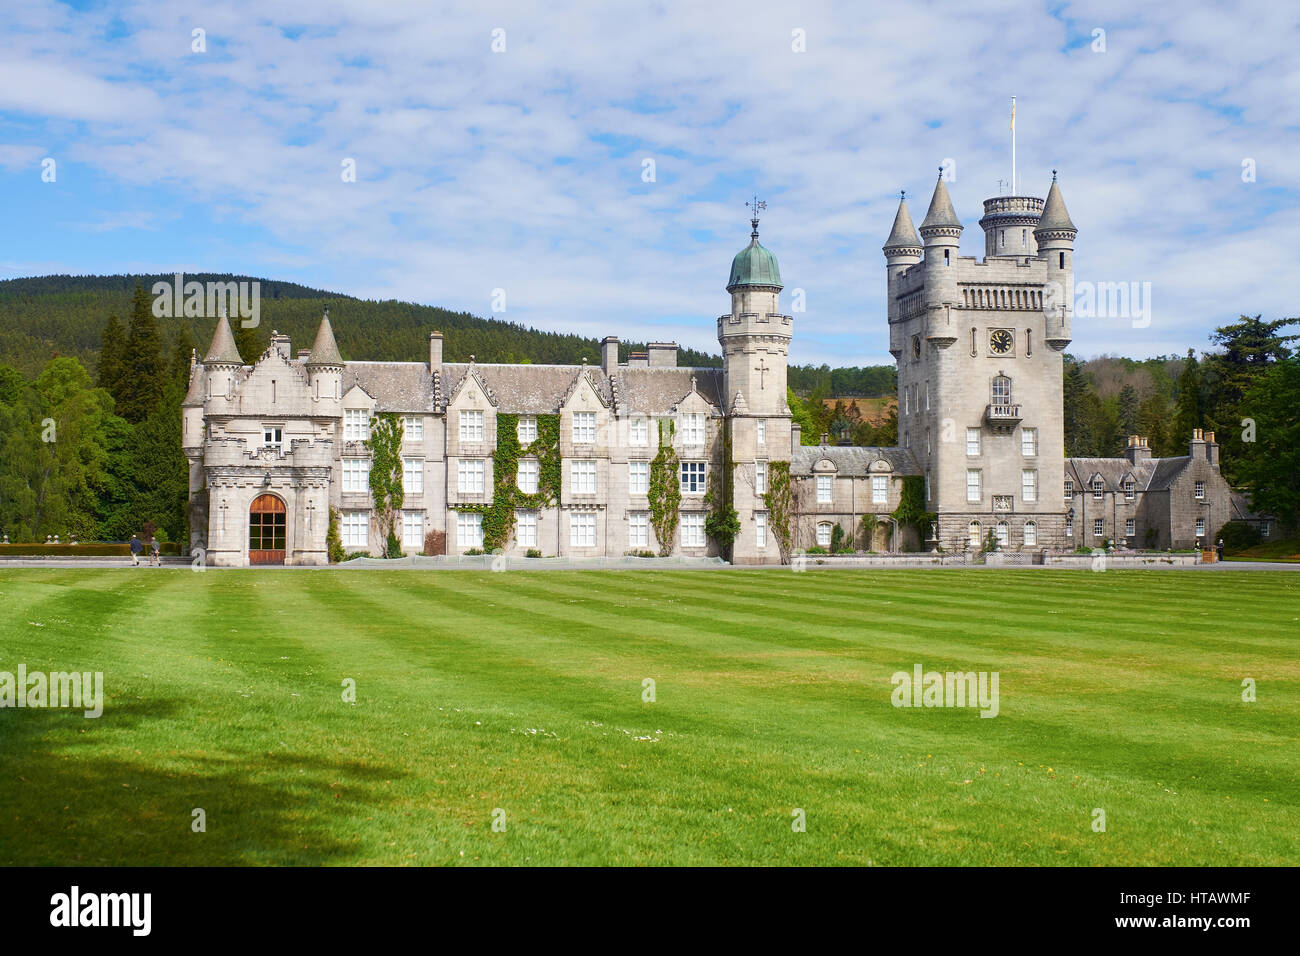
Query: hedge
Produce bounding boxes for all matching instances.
[0,542,183,557]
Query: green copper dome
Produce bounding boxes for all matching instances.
[727,236,782,291]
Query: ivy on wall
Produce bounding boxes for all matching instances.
[763,460,793,564]
[327,506,345,563]
[648,418,681,557]
[891,474,937,546]
[704,418,739,559]
[457,413,561,551]
[365,413,405,557]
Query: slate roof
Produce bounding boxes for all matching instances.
[791,445,921,476]
[920,174,962,232]
[202,314,243,365]
[615,366,723,415]
[344,362,435,413]
[1065,456,1189,492]
[1036,177,1077,234]
[883,197,923,252]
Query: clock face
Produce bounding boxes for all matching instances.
[989,329,1014,355]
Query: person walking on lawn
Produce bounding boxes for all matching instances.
[150,537,161,567]
[129,533,144,567]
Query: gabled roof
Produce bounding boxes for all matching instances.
[615,367,723,415]
[790,445,921,477]
[344,362,433,413]
[1065,456,1189,492]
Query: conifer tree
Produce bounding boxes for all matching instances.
[118,283,166,422]
[97,314,128,401]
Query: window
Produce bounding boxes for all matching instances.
[682,513,705,548]
[681,413,706,445]
[967,428,981,456]
[967,469,981,503]
[458,511,483,550]
[992,375,1012,407]
[628,460,649,495]
[518,459,539,494]
[996,522,1009,548]
[401,511,423,548]
[872,475,888,504]
[517,511,537,548]
[1021,228,1027,248]
[1065,478,1074,500]
[572,459,597,495]
[1021,427,1037,457]
[816,474,832,503]
[1125,518,1135,537]
[754,461,767,495]
[1024,521,1037,547]
[1262,522,1271,538]
[1195,518,1206,537]
[968,521,981,547]
[342,458,370,493]
[403,416,423,441]
[1092,478,1104,500]
[681,461,706,494]
[344,409,369,441]
[629,417,648,446]
[1194,480,1205,500]
[1022,469,1037,502]
[341,512,368,548]
[756,419,766,444]
[403,457,424,494]
[517,416,537,443]
[755,513,767,548]
[1093,518,1104,537]
[1065,518,1073,537]
[925,383,930,410]
[573,411,596,444]
[628,512,648,549]
[816,523,832,548]
[457,459,485,495]
[262,426,283,450]
[1122,477,1135,501]
[459,409,484,443]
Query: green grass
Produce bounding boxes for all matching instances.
[0,568,1296,866]
[1226,537,1300,562]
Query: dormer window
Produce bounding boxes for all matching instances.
[262,426,282,451]
[344,409,369,441]
[1091,477,1104,500]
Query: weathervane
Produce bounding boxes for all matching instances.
[746,195,766,238]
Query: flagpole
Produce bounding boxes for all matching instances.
[1010,95,1016,195]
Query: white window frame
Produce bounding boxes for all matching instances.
[755,512,767,548]
[1125,518,1135,537]
[1021,427,1037,457]
[755,461,767,496]
[756,419,766,445]
[681,512,706,548]
[681,461,706,495]
[262,426,283,451]
[1093,518,1105,538]
[344,409,369,441]
[1022,469,1037,502]
[681,413,706,445]
[967,469,981,503]
[573,411,596,444]
[1065,518,1073,537]
[1092,478,1104,500]
[570,512,596,548]
[628,416,648,446]
[967,428,981,456]
[816,475,832,503]
[516,416,537,444]
[1195,517,1206,537]
[403,416,424,441]
[1195,480,1205,500]
[1065,478,1074,500]
[516,511,537,548]
[995,522,1009,549]
[968,520,982,547]
[628,460,649,495]
[342,458,370,493]
[457,511,483,550]
[816,523,832,548]
[872,475,887,504]
[403,457,424,495]
[517,458,539,495]
[628,512,648,549]
[457,458,485,495]
[459,409,484,443]
[401,511,423,549]
[341,511,368,548]
[572,459,597,495]
[1024,520,1037,547]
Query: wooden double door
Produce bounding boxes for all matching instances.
[249,494,286,564]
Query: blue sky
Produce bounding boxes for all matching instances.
[2,0,1297,365]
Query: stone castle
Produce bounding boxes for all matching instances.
[184,169,1253,565]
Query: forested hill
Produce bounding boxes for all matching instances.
[0,274,728,378]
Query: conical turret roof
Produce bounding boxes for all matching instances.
[1036,175,1077,234]
[919,173,962,232]
[307,311,343,366]
[882,196,923,252]
[202,313,243,365]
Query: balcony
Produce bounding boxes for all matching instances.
[984,403,1022,431]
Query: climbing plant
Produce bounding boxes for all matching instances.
[891,475,936,547]
[763,460,793,564]
[648,418,681,556]
[859,512,879,551]
[327,506,344,563]
[365,413,405,557]
[704,418,740,559]
[457,413,561,551]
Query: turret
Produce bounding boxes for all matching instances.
[201,311,244,407]
[1035,171,1077,350]
[883,192,923,355]
[306,308,344,406]
[918,171,962,346]
[978,195,1043,258]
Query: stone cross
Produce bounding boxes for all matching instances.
[305,498,316,531]
[219,499,229,531]
[754,358,770,390]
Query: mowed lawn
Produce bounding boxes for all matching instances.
[0,568,1296,866]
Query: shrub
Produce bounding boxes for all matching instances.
[1216,521,1262,551]
[327,508,345,563]
[423,529,446,556]
[805,545,829,555]
[465,548,485,556]
[830,524,845,553]
[625,549,656,558]
[385,530,403,559]
[343,551,371,561]
[525,548,543,558]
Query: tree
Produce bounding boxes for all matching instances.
[365,414,405,556]
[1062,360,1090,456]
[97,314,128,400]
[1235,357,1300,532]
[118,283,166,422]
[1170,349,1202,450]
[1117,384,1140,438]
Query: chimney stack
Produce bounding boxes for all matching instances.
[429,331,443,369]
[791,422,802,453]
[1124,434,1152,465]
[1190,428,1207,459]
[628,351,649,367]
[647,342,678,368]
[601,336,619,376]
[1204,430,1219,467]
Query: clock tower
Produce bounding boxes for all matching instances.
[884,170,1076,551]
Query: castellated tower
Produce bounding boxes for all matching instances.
[720,205,794,563]
[884,170,1077,552]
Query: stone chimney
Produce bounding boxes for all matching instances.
[1204,430,1219,467]
[297,349,311,362]
[1124,434,1152,466]
[820,432,829,446]
[647,342,678,368]
[270,330,291,359]
[1189,427,1207,460]
[429,331,443,369]
[791,422,802,452]
[628,351,649,367]
[601,336,619,376]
